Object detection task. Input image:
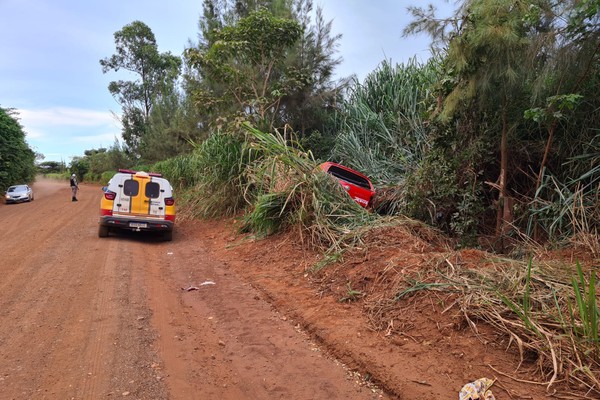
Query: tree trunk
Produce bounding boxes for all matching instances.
[533,119,557,241]
[496,106,510,250]
[535,119,557,191]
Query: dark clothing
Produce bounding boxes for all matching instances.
[70,176,78,201]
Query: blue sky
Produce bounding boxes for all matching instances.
[0,0,448,163]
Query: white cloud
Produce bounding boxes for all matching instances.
[24,127,45,139]
[17,107,123,161]
[18,107,118,128]
[72,132,120,145]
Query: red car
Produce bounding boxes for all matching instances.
[319,162,375,208]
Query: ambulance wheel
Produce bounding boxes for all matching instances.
[98,225,109,238]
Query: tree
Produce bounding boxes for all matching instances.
[100,21,182,155]
[69,156,89,181]
[0,107,36,190]
[280,1,345,139]
[186,9,303,132]
[38,161,66,174]
[68,140,134,181]
[403,0,600,244]
[142,88,202,163]
[406,1,534,244]
[185,0,344,142]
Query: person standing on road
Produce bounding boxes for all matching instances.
[70,173,79,202]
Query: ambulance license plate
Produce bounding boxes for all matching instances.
[130,222,147,228]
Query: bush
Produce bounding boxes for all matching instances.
[0,108,36,189]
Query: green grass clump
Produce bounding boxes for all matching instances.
[157,132,251,219]
[148,123,379,252]
[240,123,377,251]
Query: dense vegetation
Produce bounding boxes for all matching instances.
[0,107,37,190]
[16,0,598,393]
[79,0,599,253]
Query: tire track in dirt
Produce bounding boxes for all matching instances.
[0,179,167,399]
[142,239,244,399]
[0,181,120,398]
[76,239,121,399]
[1,178,390,399]
[144,224,385,400]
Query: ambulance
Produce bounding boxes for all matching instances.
[98,169,176,240]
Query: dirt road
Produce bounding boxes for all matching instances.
[0,179,384,400]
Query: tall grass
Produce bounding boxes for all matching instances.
[152,133,250,219]
[241,123,377,251]
[152,153,205,190]
[570,262,598,348]
[332,57,440,185]
[150,124,378,253]
[528,164,599,255]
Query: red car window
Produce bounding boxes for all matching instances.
[326,165,371,190]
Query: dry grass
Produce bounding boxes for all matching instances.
[358,252,600,397]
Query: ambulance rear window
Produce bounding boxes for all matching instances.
[145,182,161,199]
[123,180,139,196]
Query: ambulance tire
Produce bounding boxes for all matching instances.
[98,225,109,238]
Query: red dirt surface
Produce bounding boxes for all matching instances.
[0,178,590,399]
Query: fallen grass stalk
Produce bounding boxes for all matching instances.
[241,123,379,253]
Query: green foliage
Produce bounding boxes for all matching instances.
[280,2,345,141]
[151,153,203,190]
[400,0,600,244]
[567,0,600,40]
[569,262,599,345]
[142,88,202,163]
[120,107,147,154]
[186,9,303,131]
[99,170,116,186]
[298,130,336,161]
[100,20,182,156]
[403,128,491,244]
[69,157,89,181]
[332,55,491,243]
[187,0,344,142]
[497,260,541,336]
[332,57,440,184]
[240,123,376,251]
[70,141,134,182]
[240,192,288,236]
[37,161,66,174]
[0,108,36,190]
[528,159,599,245]
[154,132,250,218]
[524,94,584,124]
[153,122,369,242]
